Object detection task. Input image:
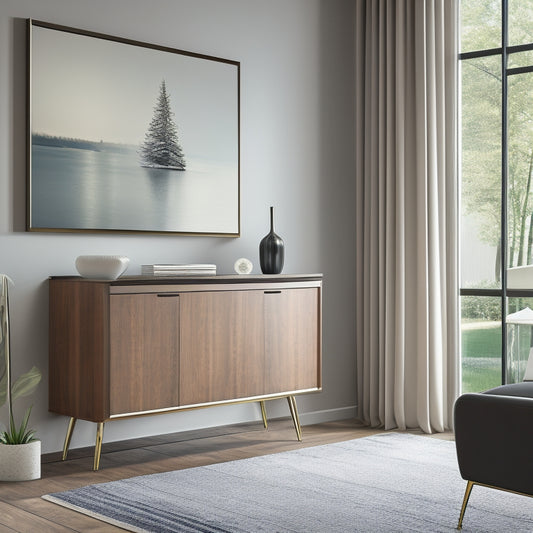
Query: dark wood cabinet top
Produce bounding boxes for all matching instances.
[49,273,323,285]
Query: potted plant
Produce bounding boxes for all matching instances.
[0,274,42,481]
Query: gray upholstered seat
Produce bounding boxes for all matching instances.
[454,382,533,529]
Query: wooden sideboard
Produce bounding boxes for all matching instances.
[49,274,322,470]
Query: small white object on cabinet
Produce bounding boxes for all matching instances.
[234,258,253,274]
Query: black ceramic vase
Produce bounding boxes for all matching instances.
[259,206,284,274]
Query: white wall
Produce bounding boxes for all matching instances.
[0,0,356,453]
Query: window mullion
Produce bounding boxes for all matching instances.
[501,0,509,385]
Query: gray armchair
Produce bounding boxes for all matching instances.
[454,383,533,529]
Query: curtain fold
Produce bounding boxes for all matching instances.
[355,0,459,433]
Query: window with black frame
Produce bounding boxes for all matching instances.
[460,0,533,392]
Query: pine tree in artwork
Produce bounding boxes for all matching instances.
[140,80,186,170]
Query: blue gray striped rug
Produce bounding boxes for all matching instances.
[42,433,533,532]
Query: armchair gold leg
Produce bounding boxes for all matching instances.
[287,395,302,441]
[62,417,77,461]
[93,422,105,471]
[259,401,268,429]
[457,480,474,530]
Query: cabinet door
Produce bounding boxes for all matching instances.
[109,293,180,415]
[179,291,265,405]
[264,288,321,394]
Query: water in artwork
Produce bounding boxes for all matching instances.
[31,144,238,233]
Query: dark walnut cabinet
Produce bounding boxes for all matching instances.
[49,274,322,470]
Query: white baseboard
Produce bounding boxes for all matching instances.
[299,405,357,426]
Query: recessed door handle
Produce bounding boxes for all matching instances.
[264,290,282,294]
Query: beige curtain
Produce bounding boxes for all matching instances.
[355,0,459,433]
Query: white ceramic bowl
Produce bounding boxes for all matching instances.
[75,255,130,280]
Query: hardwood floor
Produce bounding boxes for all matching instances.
[0,417,453,532]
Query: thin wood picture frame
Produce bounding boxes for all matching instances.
[27,19,240,236]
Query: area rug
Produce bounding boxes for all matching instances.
[42,433,533,532]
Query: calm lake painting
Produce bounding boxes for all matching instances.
[28,20,240,235]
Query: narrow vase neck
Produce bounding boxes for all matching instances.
[270,206,274,232]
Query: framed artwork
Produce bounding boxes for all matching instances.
[27,19,240,236]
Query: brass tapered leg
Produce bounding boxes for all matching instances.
[259,401,268,429]
[93,422,105,471]
[62,417,77,461]
[287,395,302,441]
[457,480,474,530]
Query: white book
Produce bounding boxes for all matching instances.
[142,264,216,276]
[148,271,216,276]
[142,264,216,273]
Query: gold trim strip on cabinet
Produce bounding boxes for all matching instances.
[108,388,321,420]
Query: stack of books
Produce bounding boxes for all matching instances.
[141,264,217,276]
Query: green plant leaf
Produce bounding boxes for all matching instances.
[0,328,5,382]
[0,371,6,408]
[9,409,19,441]
[11,367,42,401]
[0,304,6,409]
[1,406,37,444]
